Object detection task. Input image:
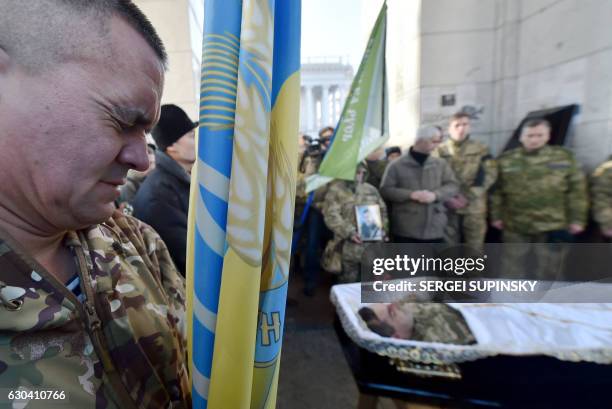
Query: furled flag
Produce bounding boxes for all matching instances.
[186,1,301,408]
[306,2,388,193]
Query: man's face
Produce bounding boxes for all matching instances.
[414,132,443,154]
[168,128,196,172]
[520,124,551,151]
[144,146,157,175]
[368,303,415,339]
[362,209,374,225]
[320,129,333,149]
[387,152,401,161]
[448,117,470,142]
[0,17,164,231]
[355,167,367,183]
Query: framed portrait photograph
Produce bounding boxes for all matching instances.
[355,204,383,242]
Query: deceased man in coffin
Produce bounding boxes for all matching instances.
[359,302,476,345]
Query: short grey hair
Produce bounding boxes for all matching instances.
[0,0,167,73]
[415,125,442,143]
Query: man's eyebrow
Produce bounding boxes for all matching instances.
[111,105,155,127]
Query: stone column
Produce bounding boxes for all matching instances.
[333,86,341,124]
[305,85,314,134]
[321,85,330,128]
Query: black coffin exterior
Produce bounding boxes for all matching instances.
[334,315,612,409]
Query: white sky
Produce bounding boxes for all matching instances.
[301,0,365,71]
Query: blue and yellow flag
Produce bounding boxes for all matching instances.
[186,1,301,408]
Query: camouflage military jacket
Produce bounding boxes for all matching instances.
[323,180,389,239]
[434,138,496,214]
[591,156,612,230]
[411,304,475,344]
[322,180,388,261]
[0,212,190,408]
[490,145,588,234]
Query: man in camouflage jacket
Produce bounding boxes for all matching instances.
[359,302,475,344]
[591,155,612,239]
[322,164,389,283]
[0,213,190,408]
[0,2,190,407]
[490,119,588,279]
[435,112,497,250]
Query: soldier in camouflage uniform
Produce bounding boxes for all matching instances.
[591,155,612,239]
[0,212,190,408]
[359,302,475,344]
[491,119,588,279]
[435,112,497,250]
[322,163,389,283]
[0,2,190,407]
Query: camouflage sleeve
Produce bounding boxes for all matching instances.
[433,161,459,202]
[591,164,612,230]
[379,163,413,203]
[566,155,589,226]
[138,221,187,346]
[489,161,503,222]
[482,153,498,192]
[322,184,357,239]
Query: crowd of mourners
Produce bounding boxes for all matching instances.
[291,112,612,295]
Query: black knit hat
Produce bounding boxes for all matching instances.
[152,104,198,151]
[385,146,402,158]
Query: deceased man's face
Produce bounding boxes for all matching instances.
[359,303,415,339]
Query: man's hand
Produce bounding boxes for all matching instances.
[409,191,425,202]
[445,194,468,210]
[568,224,584,235]
[350,233,362,244]
[602,228,612,238]
[419,191,437,204]
[410,190,436,204]
[491,220,504,230]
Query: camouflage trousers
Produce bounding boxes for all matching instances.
[444,211,487,251]
[501,231,569,280]
[339,241,366,283]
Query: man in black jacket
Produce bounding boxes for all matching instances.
[133,104,197,274]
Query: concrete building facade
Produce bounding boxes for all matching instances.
[364,0,612,169]
[135,0,203,120]
[300,58,354,136]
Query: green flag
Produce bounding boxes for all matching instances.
[305,2,388,193]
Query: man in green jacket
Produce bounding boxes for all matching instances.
[591,155,612,240]
[491,118,588,279]
[435,112,496,250]
[322,163,389,283]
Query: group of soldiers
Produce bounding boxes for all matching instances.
[295,112,612,286]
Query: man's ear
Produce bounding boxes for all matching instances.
[166,143,176,155]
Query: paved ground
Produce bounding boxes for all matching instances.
[276,270,359,409]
